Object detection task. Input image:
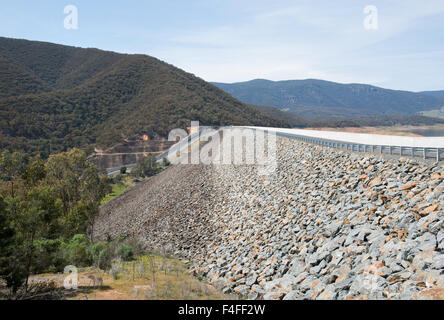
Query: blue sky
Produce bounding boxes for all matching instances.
[1,0,444,91]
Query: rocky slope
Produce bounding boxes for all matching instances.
[94,162,219,259]
[94,134,444,300]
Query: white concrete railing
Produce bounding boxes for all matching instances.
[242,126,444,162]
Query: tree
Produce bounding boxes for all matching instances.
[14,186,61,290]
[21,157,46,188]
[132,154,160,178]
[44,148,110,238]
[120,166,127,174]
[0,150,26,197]
[0,187,60,294]
[0,196,23,294]
[0,148,113,295]
[162,157,171,167]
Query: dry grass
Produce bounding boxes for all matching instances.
[25,255,232,300]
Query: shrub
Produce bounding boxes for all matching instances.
[113,174,124,183]
[115,244,134,261]
[162,158,171,167]
[90,241,113,270]
[60,234,91,267]
[33,238,65,274]
[109,261,122,280]
[132,154,161,178]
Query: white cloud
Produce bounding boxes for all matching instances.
[149,0,444,90]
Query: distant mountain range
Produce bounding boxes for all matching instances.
[0,37,290,157]
[212,79,444,120]
[419,90,444,101]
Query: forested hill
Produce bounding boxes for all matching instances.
[0,37,290,157]
[212,79,444,119]
[420,90,444,101]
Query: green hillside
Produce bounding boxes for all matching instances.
[0,37,290,157]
